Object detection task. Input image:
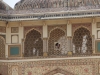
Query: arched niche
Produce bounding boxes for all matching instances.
[72,27,92,54]
[24,29,43,57]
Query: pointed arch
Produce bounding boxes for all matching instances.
[24,29,43,57]
[44,68,75,75]
[49,27,66,39]
[73,26,91,37]
[72,27,92,54]
[48,28,67,56]
[24,28,42,41]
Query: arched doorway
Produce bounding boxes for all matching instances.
[48,28,68,56]
[72,27,92,54]
[0,36,5,58]
[24,29,43,57]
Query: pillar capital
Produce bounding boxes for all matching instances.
[43,38,48,40]
[6,21,9,28]
[42,20,47,26]
[67,20,71,25]
[92,18,96,24]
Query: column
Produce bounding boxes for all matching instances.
[92,35,95,54]
[5,27,11,58]
[67,21,72,36]
[43,24,48,57]
[19,26,24,57]
[67,21,73,55]
[67,37,72,55]
[92,19,96,54]
[92,21,96,38]
[43,38,48,57]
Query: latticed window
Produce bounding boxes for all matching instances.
[48,28,68,56]
[0,36,5,58]
[24,29,43,57]
[72,27,92,54]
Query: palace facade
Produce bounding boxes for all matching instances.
[0,0,100,75]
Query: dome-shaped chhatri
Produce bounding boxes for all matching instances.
[0,0,12,12]
[15,0,100,10]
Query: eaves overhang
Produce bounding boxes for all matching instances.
[0,9,100,21]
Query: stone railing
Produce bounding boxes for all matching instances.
[0,54,100,60]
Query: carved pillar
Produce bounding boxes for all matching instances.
[67,37,72,55]
[92,18,96,54]
[22,38,24,57]
[92,18,96,38]
[43,21,48,57]
[43,38,48,57]
[70,37,72,52]
[92,35,95,54]
[67,21,72,55]
[67,20,72,36]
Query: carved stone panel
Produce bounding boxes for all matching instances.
[11,27,19,33]
[0,26,6,33]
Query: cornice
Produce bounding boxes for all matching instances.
[0,9,100,21]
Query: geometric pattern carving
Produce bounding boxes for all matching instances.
[24,26,43,37]
[0,26,6,33]
[15,0,100,10]
[97,22,100,28]
[12,66,18,75]
[48,25,67,36]
[44,68,75,75]
[72,27,92,54]
[1,58,99,75]
[48,28,68,56]
[0,35,6,39]
[72,23,91,36]
[11,27,19,33]
[24,29,43,57]
[0,65,8,75]
[0,36,5,58]
[21,59,94,75]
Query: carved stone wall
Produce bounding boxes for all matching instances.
[0,26,6,33]
[1,58,100,75]
[0,65,8,75]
